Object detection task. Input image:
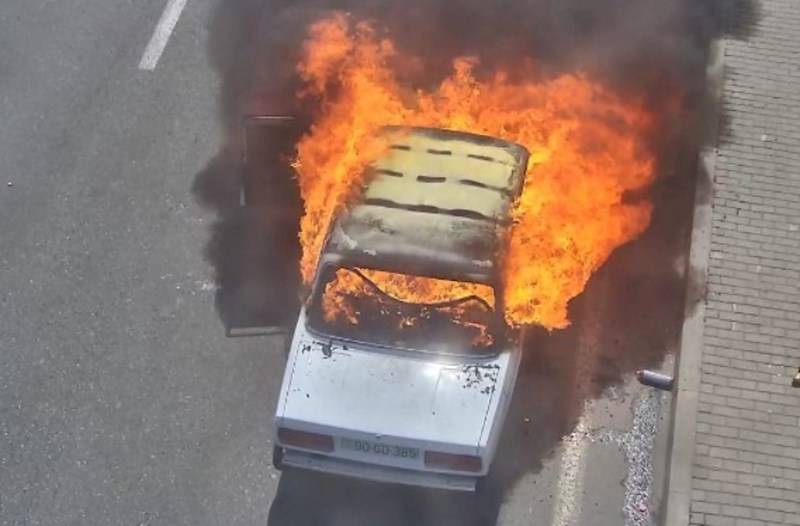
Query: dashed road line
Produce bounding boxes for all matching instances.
[551,413,591,526]
[139,0,188,70]
[551,284,605,526]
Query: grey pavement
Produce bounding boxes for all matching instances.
[0,1,687,525]
[1,1,283,524]
[674,0,800,524]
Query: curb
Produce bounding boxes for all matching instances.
[661,38,727,526]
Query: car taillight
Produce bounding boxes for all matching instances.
[424,451,482,473]
[277,428,335,453]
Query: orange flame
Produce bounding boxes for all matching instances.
[294,13,656,330]
[322,268,496,346]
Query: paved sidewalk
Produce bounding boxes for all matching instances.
[676,1,800,524]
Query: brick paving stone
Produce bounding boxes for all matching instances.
[689,0,800,523]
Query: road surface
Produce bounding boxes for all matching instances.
[0,1,693,524]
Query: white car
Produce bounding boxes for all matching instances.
[226,121,530,491]
[268,126,531,492]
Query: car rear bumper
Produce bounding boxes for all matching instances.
[280,448,478,492]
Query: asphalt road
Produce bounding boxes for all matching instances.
[0,1,693,525]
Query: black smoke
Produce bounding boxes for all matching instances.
[200,0,758,135]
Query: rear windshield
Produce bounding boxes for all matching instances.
[307,266,500,355]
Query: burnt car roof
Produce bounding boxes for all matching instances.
[325,127,530,284]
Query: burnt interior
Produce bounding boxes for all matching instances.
[309,266,498,353]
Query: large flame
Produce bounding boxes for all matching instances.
[293,13,656,330]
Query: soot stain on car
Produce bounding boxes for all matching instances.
[461,364,500,392]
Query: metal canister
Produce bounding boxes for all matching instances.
[635,370,674,391]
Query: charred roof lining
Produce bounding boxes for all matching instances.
[417,175,447,183]
[458,178,510,195]
[410,175,510,195]
[467,154,496,162]
[374,168,404,178]
[363,197,493,222]
[326,127,531,283]
[390,147,502,164]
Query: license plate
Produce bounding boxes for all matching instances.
[340,438,420,460]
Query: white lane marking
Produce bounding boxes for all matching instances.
[551,414,591,526]
[551,277,606,526]
[138,0,189,70]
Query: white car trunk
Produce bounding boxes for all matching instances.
[275,312,510,471]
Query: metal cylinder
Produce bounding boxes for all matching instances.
[636,369,674,391]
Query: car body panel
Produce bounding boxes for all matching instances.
[280,448,478,491]
[275,310,522,479]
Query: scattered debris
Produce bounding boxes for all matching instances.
[599,389,663,526]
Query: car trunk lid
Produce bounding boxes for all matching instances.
[276,321,500,469]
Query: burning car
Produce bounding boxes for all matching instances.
[268,126,530,491]
[213,11,659,494]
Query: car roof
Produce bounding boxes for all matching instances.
[325,127,530,284]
